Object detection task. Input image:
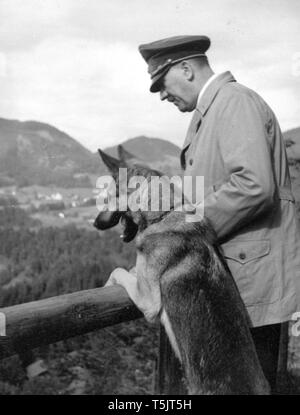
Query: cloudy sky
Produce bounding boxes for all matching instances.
[0,0,299,151]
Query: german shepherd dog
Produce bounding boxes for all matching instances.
[94,147,270,395]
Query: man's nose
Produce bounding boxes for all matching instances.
[160,89,168,101]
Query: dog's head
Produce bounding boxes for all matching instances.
[94,146,163,242]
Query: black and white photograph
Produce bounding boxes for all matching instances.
[0,0,300,398]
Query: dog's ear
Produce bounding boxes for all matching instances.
[117,145,137,164]
[98,149,125,175]
[118,145,161,177]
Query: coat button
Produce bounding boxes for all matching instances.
[239,252,246,260]
[189,158,193,166]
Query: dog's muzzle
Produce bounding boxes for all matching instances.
[120,215,139,243]
[93,211,122,230]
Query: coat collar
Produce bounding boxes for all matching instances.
[196,71,236,116]
[181,71,236,154]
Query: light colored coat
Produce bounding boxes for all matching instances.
[181,71,300,327]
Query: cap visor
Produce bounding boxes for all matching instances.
[149,67,169,93]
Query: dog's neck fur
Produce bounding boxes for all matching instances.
[126,174,186,233]
[130,209,170,233]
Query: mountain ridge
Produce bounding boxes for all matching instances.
[0,117,181,187]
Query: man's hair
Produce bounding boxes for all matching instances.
[171,56,210,75]
[189,55,209,68]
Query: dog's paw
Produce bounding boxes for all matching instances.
[129,266,137,277]
[144,310,160,324]
[104,277,115,287]
[104,267,125,287]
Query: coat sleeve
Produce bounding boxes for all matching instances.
[203,91,276,239]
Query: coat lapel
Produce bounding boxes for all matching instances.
[182,109,203,151]
[197,71,236,117]
[180,109,202,169]
[180,71,236,170]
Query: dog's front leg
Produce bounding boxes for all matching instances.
[104,263,161,323]
[105,267,139,304]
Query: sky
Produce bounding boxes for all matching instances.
[0,0,299,151]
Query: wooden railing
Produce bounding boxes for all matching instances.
[0,286,143,360]
[0,286,290,394]
[0,286,187,394]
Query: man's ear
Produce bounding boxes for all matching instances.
[98,149,125,176]
[180,60,194,81]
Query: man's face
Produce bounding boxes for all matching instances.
[159,64,195,112]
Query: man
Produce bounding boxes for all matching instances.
[138,35,300,392]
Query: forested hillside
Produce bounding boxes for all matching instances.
[0,208,158,394]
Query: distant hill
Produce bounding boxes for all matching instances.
[284,127,300,160]
[105,136,180,161]
[104,136,181,176]
[0,118,182,187]
[0,118,100,187]
[1,116,297,196]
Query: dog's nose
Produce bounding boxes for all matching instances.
[93,215,102,229]
[94,211,121,230]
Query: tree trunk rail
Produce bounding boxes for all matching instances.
[0,286,143,360]
[0,286,290,394]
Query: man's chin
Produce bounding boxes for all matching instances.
[182,107,196,113]
[177,105,189,113]
[175,102,192,113]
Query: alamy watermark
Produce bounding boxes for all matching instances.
[95,169,205,222]
[0,312,6,337]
